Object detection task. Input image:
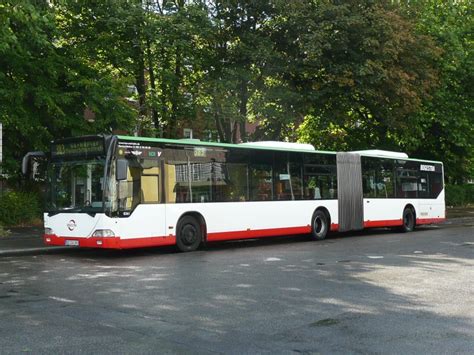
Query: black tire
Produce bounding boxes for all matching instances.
[176,216,202,252]
[401,207,415,233]
[311,210,329,240]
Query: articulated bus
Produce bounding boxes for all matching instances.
[22,135,445,251]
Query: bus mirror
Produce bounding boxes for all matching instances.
[116,159,128,181]
[22,151,46,179]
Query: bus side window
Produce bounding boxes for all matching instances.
[274,152,303,201]
[118,162,141,211]
[249,151,273,201]
[140,160,160,204]
[418,172,430,198]
[429,172,443,198]
[250,165,273,201]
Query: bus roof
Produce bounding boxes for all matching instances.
[116,135,336,155]
[115,135,443,164]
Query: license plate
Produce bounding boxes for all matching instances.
[65,240,79,247]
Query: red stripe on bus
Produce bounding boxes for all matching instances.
[364,219,403,228]
[207,226,312,242]
[44,234,176,249]
[416,217,445,224]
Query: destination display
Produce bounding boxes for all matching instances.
[52,139,105,158]
[117,141,162,160]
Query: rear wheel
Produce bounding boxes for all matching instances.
[176,216,202,252]
[311,210,329,240]
[401,207,415,233]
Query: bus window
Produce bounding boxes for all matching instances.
[418,172,430,198]
[163,146,212,203]
[362,157,395,198]
[249,151,273,201]
[222,148,249,202]
[303,165,337,199]
[250,165,272,201]
[396,169,418,198]
[303,153,337,200]
[362,158,377,198]
[429,172,443,198]
[140,159,160,204]
[274,152,303,200]
[118,160,141,211]
[225,164,248,201]
[379,160,395,198]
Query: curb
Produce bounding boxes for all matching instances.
[0,246,80,257]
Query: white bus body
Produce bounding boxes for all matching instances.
[39,135,445,250]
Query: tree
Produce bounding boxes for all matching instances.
[402,1,474,183]
[0,1,134,178]
[272,0,441,151]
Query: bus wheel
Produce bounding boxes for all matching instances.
[311,210,329,240]
[176,216,202,252]
[401,207,415,233]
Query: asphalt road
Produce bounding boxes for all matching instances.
[0,223,473,354]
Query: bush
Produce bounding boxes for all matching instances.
[0,190,42,226]
[446,184,474,206]
[0,223,11,237]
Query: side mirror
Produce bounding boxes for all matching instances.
[22,151,47,179]
[116,159,128,181]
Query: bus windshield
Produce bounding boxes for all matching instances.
[49,158,107,213]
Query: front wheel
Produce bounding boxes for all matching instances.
[311,210,329,240]
[401,207,415,233]
[176,216,202,252]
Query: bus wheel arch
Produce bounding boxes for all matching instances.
[176,212,207,252]
[401,204,416,233]
[311,207,331,240]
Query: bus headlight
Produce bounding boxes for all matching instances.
[92,229,115,238]
[45,228,53,235]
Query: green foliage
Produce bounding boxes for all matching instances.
[0,1,135,178]
[445,184,474,207]
[402,1,474,183]
[0,190,41,226]
[0,0,472,184]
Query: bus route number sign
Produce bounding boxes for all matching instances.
[420,164,435,172]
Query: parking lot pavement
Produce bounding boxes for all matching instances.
[0,222,473,354]
[0,227,71,256]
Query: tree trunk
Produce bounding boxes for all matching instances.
[136,51,147,135]
[168,46,181,138]
[239,79,248,142]
[145,38,160,137]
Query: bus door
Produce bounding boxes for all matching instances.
[336,153,364,232]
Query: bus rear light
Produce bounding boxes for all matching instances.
[45,228,53,235]
[92,229,115,238]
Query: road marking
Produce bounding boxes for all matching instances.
[49,296,75,303]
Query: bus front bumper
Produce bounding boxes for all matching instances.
[43,234,176,249]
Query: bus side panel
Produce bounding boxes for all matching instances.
[165,200,338,242]
[363,199,408,227]
[363,194,445,228]
[114,204,168,239]
[417,190,446,224]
